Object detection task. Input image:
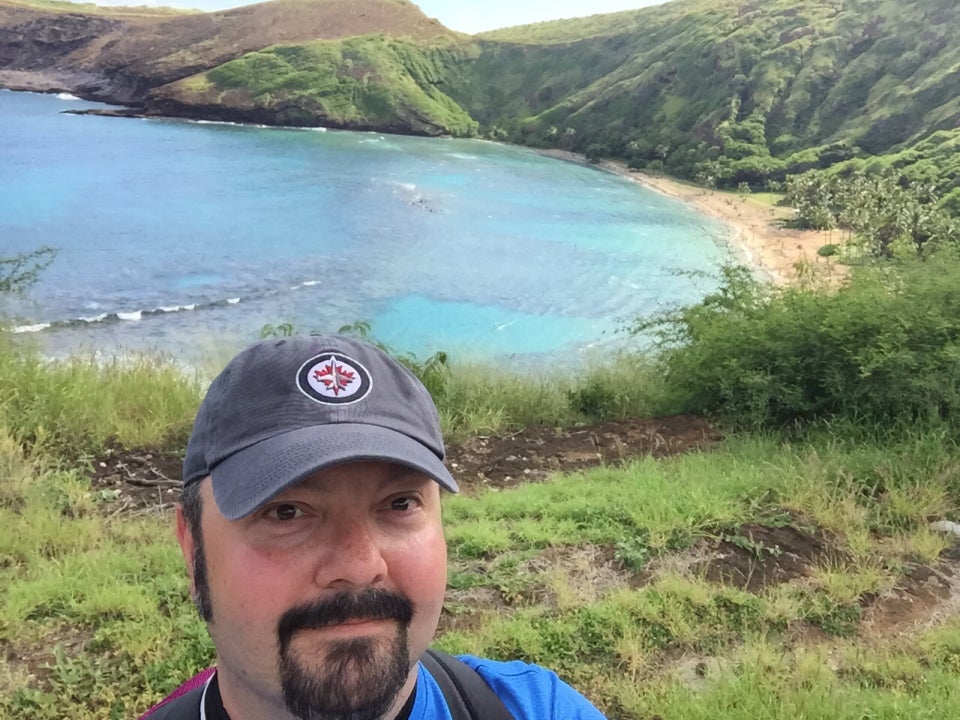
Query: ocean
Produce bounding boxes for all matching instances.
[0,89,733,367]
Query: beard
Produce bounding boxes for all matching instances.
[276,589,414,720]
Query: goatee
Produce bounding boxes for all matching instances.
[277,589,414,720]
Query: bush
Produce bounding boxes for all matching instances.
[641,259,960,431]
[0,247,57,294]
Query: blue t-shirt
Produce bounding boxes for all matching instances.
[143,655,608,719]
[412,655,608,720]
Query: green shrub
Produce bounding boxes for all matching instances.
[0,247,57,295]
[642,257,960,432]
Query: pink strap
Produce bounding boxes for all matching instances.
[139,668,216,719]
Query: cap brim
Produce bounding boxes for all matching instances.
[209,423,459,520]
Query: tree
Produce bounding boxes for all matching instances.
[0,247,57,294]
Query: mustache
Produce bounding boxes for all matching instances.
[278,588,414,647]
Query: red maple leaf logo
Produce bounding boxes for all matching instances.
[313,358,356,396]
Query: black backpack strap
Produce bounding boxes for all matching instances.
[421,649,516,720]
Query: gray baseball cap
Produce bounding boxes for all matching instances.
[183,335,458,519]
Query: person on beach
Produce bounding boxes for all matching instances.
[142,334,607,720]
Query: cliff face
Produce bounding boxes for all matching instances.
[0,0,456,106]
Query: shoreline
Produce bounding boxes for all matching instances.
[539,149,842,284]
[0,83,841,284]
[3,78,835,283]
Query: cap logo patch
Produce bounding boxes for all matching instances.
[297,352,372,405]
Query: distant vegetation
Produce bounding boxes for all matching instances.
[466,0,960,195]
[143,0,960,199]
[169,35,479,135]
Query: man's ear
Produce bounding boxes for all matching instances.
[176,503,196,588]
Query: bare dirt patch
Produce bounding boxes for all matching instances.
[862,558,960,639]
[446,415,719,493]
[90,450,183,514]
[694,523,838,593]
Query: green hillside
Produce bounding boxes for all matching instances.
[148,35,479,135]
[464,0,960,193]
[3,0,960,191]
[140,0,960,192]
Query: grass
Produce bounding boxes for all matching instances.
[436,352,670,440]
[0,338,202,458]
[3,332,960,718]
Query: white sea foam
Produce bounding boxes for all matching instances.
[117,311,142,321]
[301,280,321,287]
[10,322,50,333]
[56,93,80,101]
[80,313,108,323]
[227,298,240,304]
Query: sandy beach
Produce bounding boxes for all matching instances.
[541,150,842,284]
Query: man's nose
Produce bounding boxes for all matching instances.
[315,516,388,589]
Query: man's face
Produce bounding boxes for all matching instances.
[176,461,448,720]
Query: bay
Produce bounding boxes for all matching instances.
[0,89,733,366]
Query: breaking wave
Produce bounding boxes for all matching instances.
[9,279,322,334]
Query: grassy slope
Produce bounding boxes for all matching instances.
[3,380,960,717]
[462,0,960,191]
[178,0,959,183]
[151,34,479,135]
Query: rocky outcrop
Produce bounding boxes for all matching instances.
[0,13,121,70]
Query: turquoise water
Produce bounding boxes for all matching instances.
[0,89,733,365]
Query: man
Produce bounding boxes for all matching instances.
[143,335,607,720]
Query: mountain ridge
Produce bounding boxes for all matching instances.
[2,0,959,193]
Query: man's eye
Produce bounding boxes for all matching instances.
[390,497,415,512]
[268,504,303,521]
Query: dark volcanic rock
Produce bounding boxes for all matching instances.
[0,14,121,69]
